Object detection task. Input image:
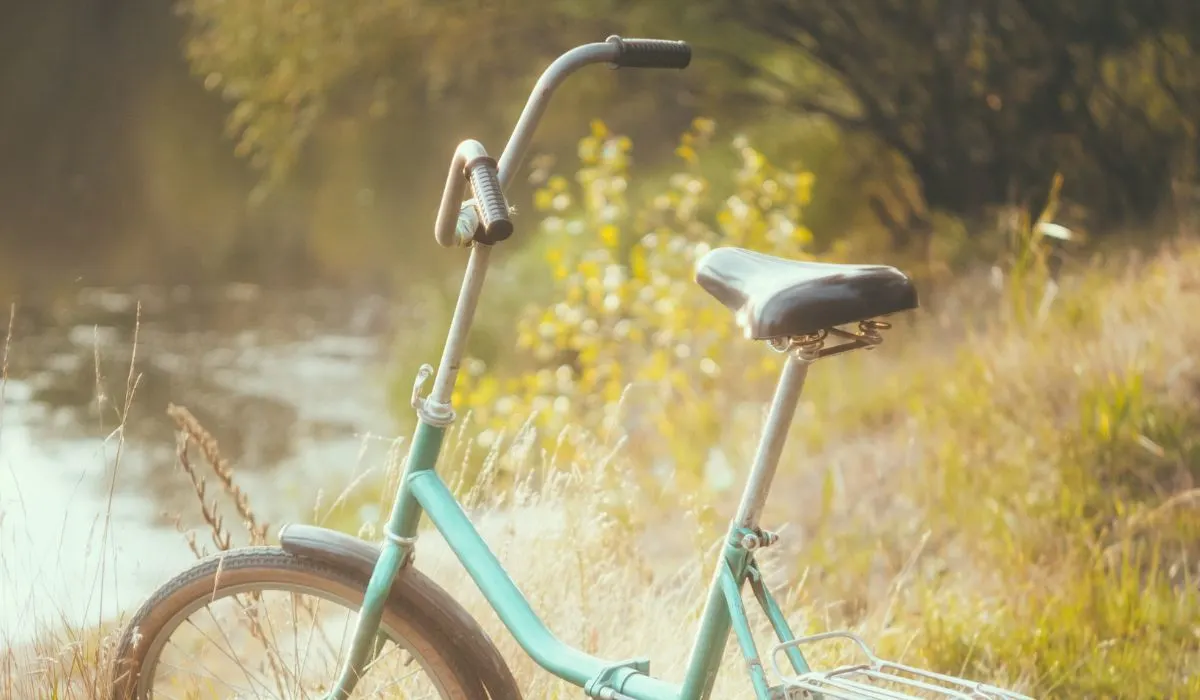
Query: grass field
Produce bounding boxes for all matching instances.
[3,237,1199,699]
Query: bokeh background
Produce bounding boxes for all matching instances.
[2,2,1199,697]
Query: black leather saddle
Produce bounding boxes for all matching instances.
[694,247,918,340]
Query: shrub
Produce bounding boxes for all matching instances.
[449,119,818,488]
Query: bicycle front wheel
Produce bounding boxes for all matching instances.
[109,547,486,699]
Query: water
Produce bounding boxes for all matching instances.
[0,284,409,645]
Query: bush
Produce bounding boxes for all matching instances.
[449,119,819,488]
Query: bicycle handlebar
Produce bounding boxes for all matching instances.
[433,140,513,247]
[605,36,692,69]
[433,36,692,247]
[466,156,511,244]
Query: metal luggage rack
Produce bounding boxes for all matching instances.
[769,632,1036,700]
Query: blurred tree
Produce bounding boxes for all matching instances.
[177,0,702,194]
[643,0,1200,232]
[172,0,715,291]
[0,0,291,293]
[0,0,709,296]
[178,0,1200,246]
[5,0,1198,300]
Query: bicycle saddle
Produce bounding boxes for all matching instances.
[694,247,918,340]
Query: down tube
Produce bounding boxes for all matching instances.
[408,471,682,700]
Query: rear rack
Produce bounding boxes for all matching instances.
[769,632,1036,700]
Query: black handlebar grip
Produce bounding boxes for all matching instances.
[465,156,513,245]
[606,35,692,69]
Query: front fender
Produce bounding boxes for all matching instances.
[280,523,522,700]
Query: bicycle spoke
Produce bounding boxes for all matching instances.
[156,656,244,695]
[186,609,270,695]
[360,664,433,698]
[297,595,322,694]
[290,592,302,699]
[244,591,291,698]
[255,591,306,695]
[141,585,446,699]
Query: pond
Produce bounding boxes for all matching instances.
[0,283,412,644]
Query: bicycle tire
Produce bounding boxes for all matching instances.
[108,546,498,699]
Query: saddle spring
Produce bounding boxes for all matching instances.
[769,319,892,361]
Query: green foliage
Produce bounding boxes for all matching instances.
[6,0,1200,302]
[447,119,817,487]
[918,560,1200,698]
[176,0,694,192]
[682,0,1200,227]
[794,242,1200,696]
[177,0,1200,240]
[180,0,440,194]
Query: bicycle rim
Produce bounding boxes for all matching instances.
[115,549,473,699]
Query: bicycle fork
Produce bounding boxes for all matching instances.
[320,420,446,700]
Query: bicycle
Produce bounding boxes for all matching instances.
[109,37,1035,700]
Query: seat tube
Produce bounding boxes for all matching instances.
[680,354,810,700]
[733,354,810,530]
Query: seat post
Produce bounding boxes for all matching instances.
[732,352,810,530]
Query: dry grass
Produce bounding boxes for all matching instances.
[1,304,132,699]
[4,240,1200,698]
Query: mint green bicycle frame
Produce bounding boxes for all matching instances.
[325,40,814,700]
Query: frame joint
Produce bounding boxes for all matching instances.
[583,657,651,699]
[384,529,418,568]
[730,526,779,552]
[410,363,457,427]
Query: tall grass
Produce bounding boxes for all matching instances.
[4,239,1199,698]
[1,305,135,699]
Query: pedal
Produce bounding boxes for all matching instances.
[769,631,1035,699]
